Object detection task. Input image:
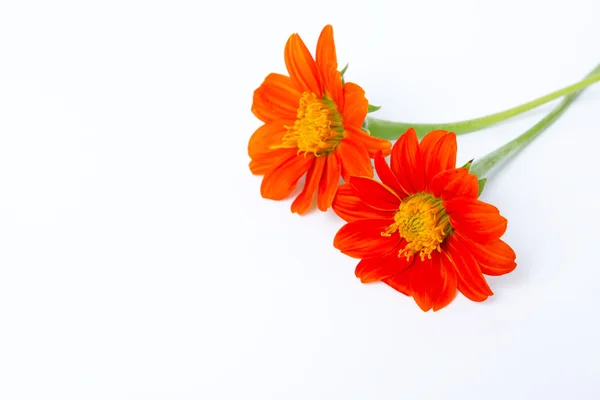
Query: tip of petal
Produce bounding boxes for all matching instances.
[414,297,433,312]
[290,199,310,215]
[404,127,417,137]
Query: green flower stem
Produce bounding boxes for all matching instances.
[366,71,600,140]
[470,63,600,180]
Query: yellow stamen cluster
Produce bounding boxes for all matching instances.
[273,92,344,156]
[382,193,451,261]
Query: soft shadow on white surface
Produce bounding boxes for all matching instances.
[0,0,599,399]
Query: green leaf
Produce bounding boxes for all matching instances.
[367,104,382,113]
[477,178,487,196]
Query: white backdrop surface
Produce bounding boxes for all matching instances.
[0,1,599,399]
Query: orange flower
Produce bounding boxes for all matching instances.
[249,25,391,214]
[332,129,516,311]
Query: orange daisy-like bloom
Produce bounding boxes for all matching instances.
[332,129,517,311]
[249,25,391,214]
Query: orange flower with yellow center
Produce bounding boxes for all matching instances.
[332,129,517,311]
[249,25,391,214]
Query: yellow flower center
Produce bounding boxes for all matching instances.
[273,92,344,156]
[382,193,452,261]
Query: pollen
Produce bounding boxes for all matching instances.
[382,193,452,261]
[273,92,345,156]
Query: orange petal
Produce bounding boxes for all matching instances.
[430,168,467,198]
[336,137,373,181]
[332,183,394,223]
[316,25,337,73]
[406,253,458,312]
[340,82,368,128]
[291,156,326,214]
[349,176,401,211]
[260,154,314,200]
[317,153,342,211]
[418,130,446,156]
[373,151,406,198]
[345,125,392,157]
[334,218,400,259]
[408,256,440,311]
[355,247,413,283]
[248,120,292,159]
[419,131,457,188]
[284,33,321,96]
[443,234,493,302]
[382,268,415,296]
[455,232,517,276]
[390,128,425,194]
[433,253,458,311]
[325,65,344,108]
[249,148,297,176]
[316,25,341,101]
[441,171,478,200]
[249,159,270,175]
[445,197,508,243]
[252,73,301,123]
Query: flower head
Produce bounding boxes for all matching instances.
[332,129,516,311]
[249,25,391,214]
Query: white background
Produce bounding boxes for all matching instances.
[0,1,599,399]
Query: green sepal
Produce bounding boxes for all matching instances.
[477,178,487,196]
[340,63,349,85]
[460,159,474,171]
[368,104,382,113]
[340,63,349,76]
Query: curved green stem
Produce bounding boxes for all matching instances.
[366,72,600,140]
[470,63,600,180]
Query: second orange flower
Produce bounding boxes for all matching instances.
[332,129,517,311]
